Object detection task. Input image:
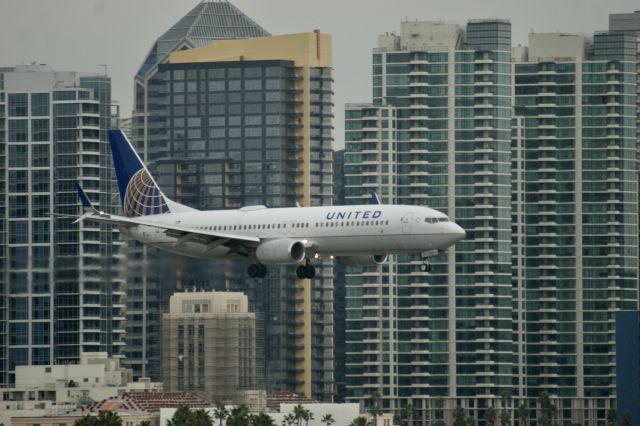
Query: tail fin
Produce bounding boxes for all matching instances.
[108,129,194,217]
[369,190,381,205]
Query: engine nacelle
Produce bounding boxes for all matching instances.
[338,254,388,266]
[255,239,306,265]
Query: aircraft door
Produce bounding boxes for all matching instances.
[401,212,414,234]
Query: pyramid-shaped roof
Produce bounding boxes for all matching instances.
[137,0,270,78]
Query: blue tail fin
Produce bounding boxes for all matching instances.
[108,129,171,218]
[369,190,381,205]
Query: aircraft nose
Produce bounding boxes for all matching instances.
[450,222,466,242]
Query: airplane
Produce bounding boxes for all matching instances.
[74,129,466,279]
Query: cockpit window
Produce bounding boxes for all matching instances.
[425,217,450,223]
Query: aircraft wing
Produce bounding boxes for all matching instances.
[77,209,260,252]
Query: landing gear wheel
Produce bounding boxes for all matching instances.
[296,264,316,279]
[420,262,432,272]
[256,263,267,278]
[248,263,268,278]
[248,264,258,278]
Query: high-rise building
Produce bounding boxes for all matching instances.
[126,0,270,381]
[512,31,638,423]
[345,17,638,424]
[0,64,124,387]
[152,31,335,401]
[332,149,347,403]
[344,20,513,421]
[162,291,256,402]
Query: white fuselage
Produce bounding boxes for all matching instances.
[119,204,465,262]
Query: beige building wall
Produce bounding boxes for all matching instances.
[162,292,256,403]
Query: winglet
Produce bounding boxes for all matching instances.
[75,182,93,209]
[369,190,381,205]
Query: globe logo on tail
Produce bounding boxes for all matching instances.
[123,169,170,217]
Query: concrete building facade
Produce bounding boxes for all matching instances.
[161,291,256,403]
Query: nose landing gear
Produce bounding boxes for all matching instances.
[420,250,438,273]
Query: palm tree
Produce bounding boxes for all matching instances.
[138,421,153,426]
[213,403,229,426]
[499,392,511,426]
[621,411,632,426]
[517,403,527,426]
[453,407,467,426]
[321,414,335,426]
[281,413,296,426]
[252,413,276,426]
[606,409,616,426]
[227,405,250,426]
[368,392,383,426]
[97,411,122,426]
[484,406,497,426]
[537,392,556,426]
[403,401,414,426]
[302,408,313,426]
[191,409,213,426]
[74,416,97,426]
[292,405,306,426]
[348,417,370,426]
[168,405,193,426]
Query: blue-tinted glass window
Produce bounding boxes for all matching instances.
[10,297,29,319]
[53,90,76,101]
[32,220,50,243]
[8,145,28,167]
[32,348,50,365]
[32,195,50,218]
[9,323,28,345]
[9,272,28,293]
[32,246,50,268]
[32,119,49,141]
[8,93,28,116]
[9,221,28,244]
[9,195,28,217]
[32,323,51,345]
[32,272,50,292]
[32,145,50,167]
[10,247,29,267]
[8,170,28,193]
[32,170,50,192]
[32,297,50,320]
[9,348,29,369]
[31,93,50,116]
[8,119,28,142]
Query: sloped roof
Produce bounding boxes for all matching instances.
[137,0,270,78]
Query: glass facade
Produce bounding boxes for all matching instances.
[0,65,123,387]
[126,0,270,383]
[512,33,638,422]
[345,20,513,421]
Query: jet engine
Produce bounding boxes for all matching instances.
[338,254,388,266]
[255,238,306,264]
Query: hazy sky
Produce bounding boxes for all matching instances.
[0,0,637,148]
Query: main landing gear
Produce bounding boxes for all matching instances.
[296,260,316,279]
[248,263,267,278]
